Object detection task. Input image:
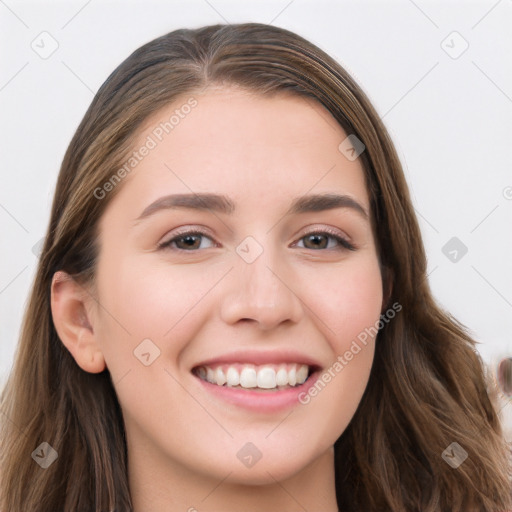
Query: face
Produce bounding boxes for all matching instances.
[90,86,383,485]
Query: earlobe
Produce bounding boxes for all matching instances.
[50,270,106,374]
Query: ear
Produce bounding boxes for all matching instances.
[50,270,106,373]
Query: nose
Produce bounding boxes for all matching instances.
[219,242,304,331]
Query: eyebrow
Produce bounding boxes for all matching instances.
[134,192,369,223]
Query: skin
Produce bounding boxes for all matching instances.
[51,86,384,511]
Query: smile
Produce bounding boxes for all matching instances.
[193,363,310,390]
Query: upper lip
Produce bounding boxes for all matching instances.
[191,349,323,371]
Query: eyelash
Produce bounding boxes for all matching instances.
[157,227,356,252]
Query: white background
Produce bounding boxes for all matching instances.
[1,0,511,399]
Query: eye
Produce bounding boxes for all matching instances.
[157,227,355,252]
[294,228,355,251]
[158,229,216,251]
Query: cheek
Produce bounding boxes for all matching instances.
[93,256,215,363]
[297,253,383,349]
[293,257,382,441]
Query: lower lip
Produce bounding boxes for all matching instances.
[192,371,321,413]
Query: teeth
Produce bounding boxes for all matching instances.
[215,367,227,386]
[276,367,288,386]
[288,366,296,386]
[206,367,215,384]
[296,364,308,384]
[226,367,240,386]
[239,366,257,388]
[196,363,310,389]
[257,367,276,389]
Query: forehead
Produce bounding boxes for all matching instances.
[106,87,369,217]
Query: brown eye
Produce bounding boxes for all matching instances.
[158,230,216,251]
[296,230,355,251]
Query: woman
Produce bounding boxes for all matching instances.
[1,22,510,512]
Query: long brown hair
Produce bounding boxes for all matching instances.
[1,23,510,511]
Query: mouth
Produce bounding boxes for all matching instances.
[192,362,319,392]
[189,351,323,412]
